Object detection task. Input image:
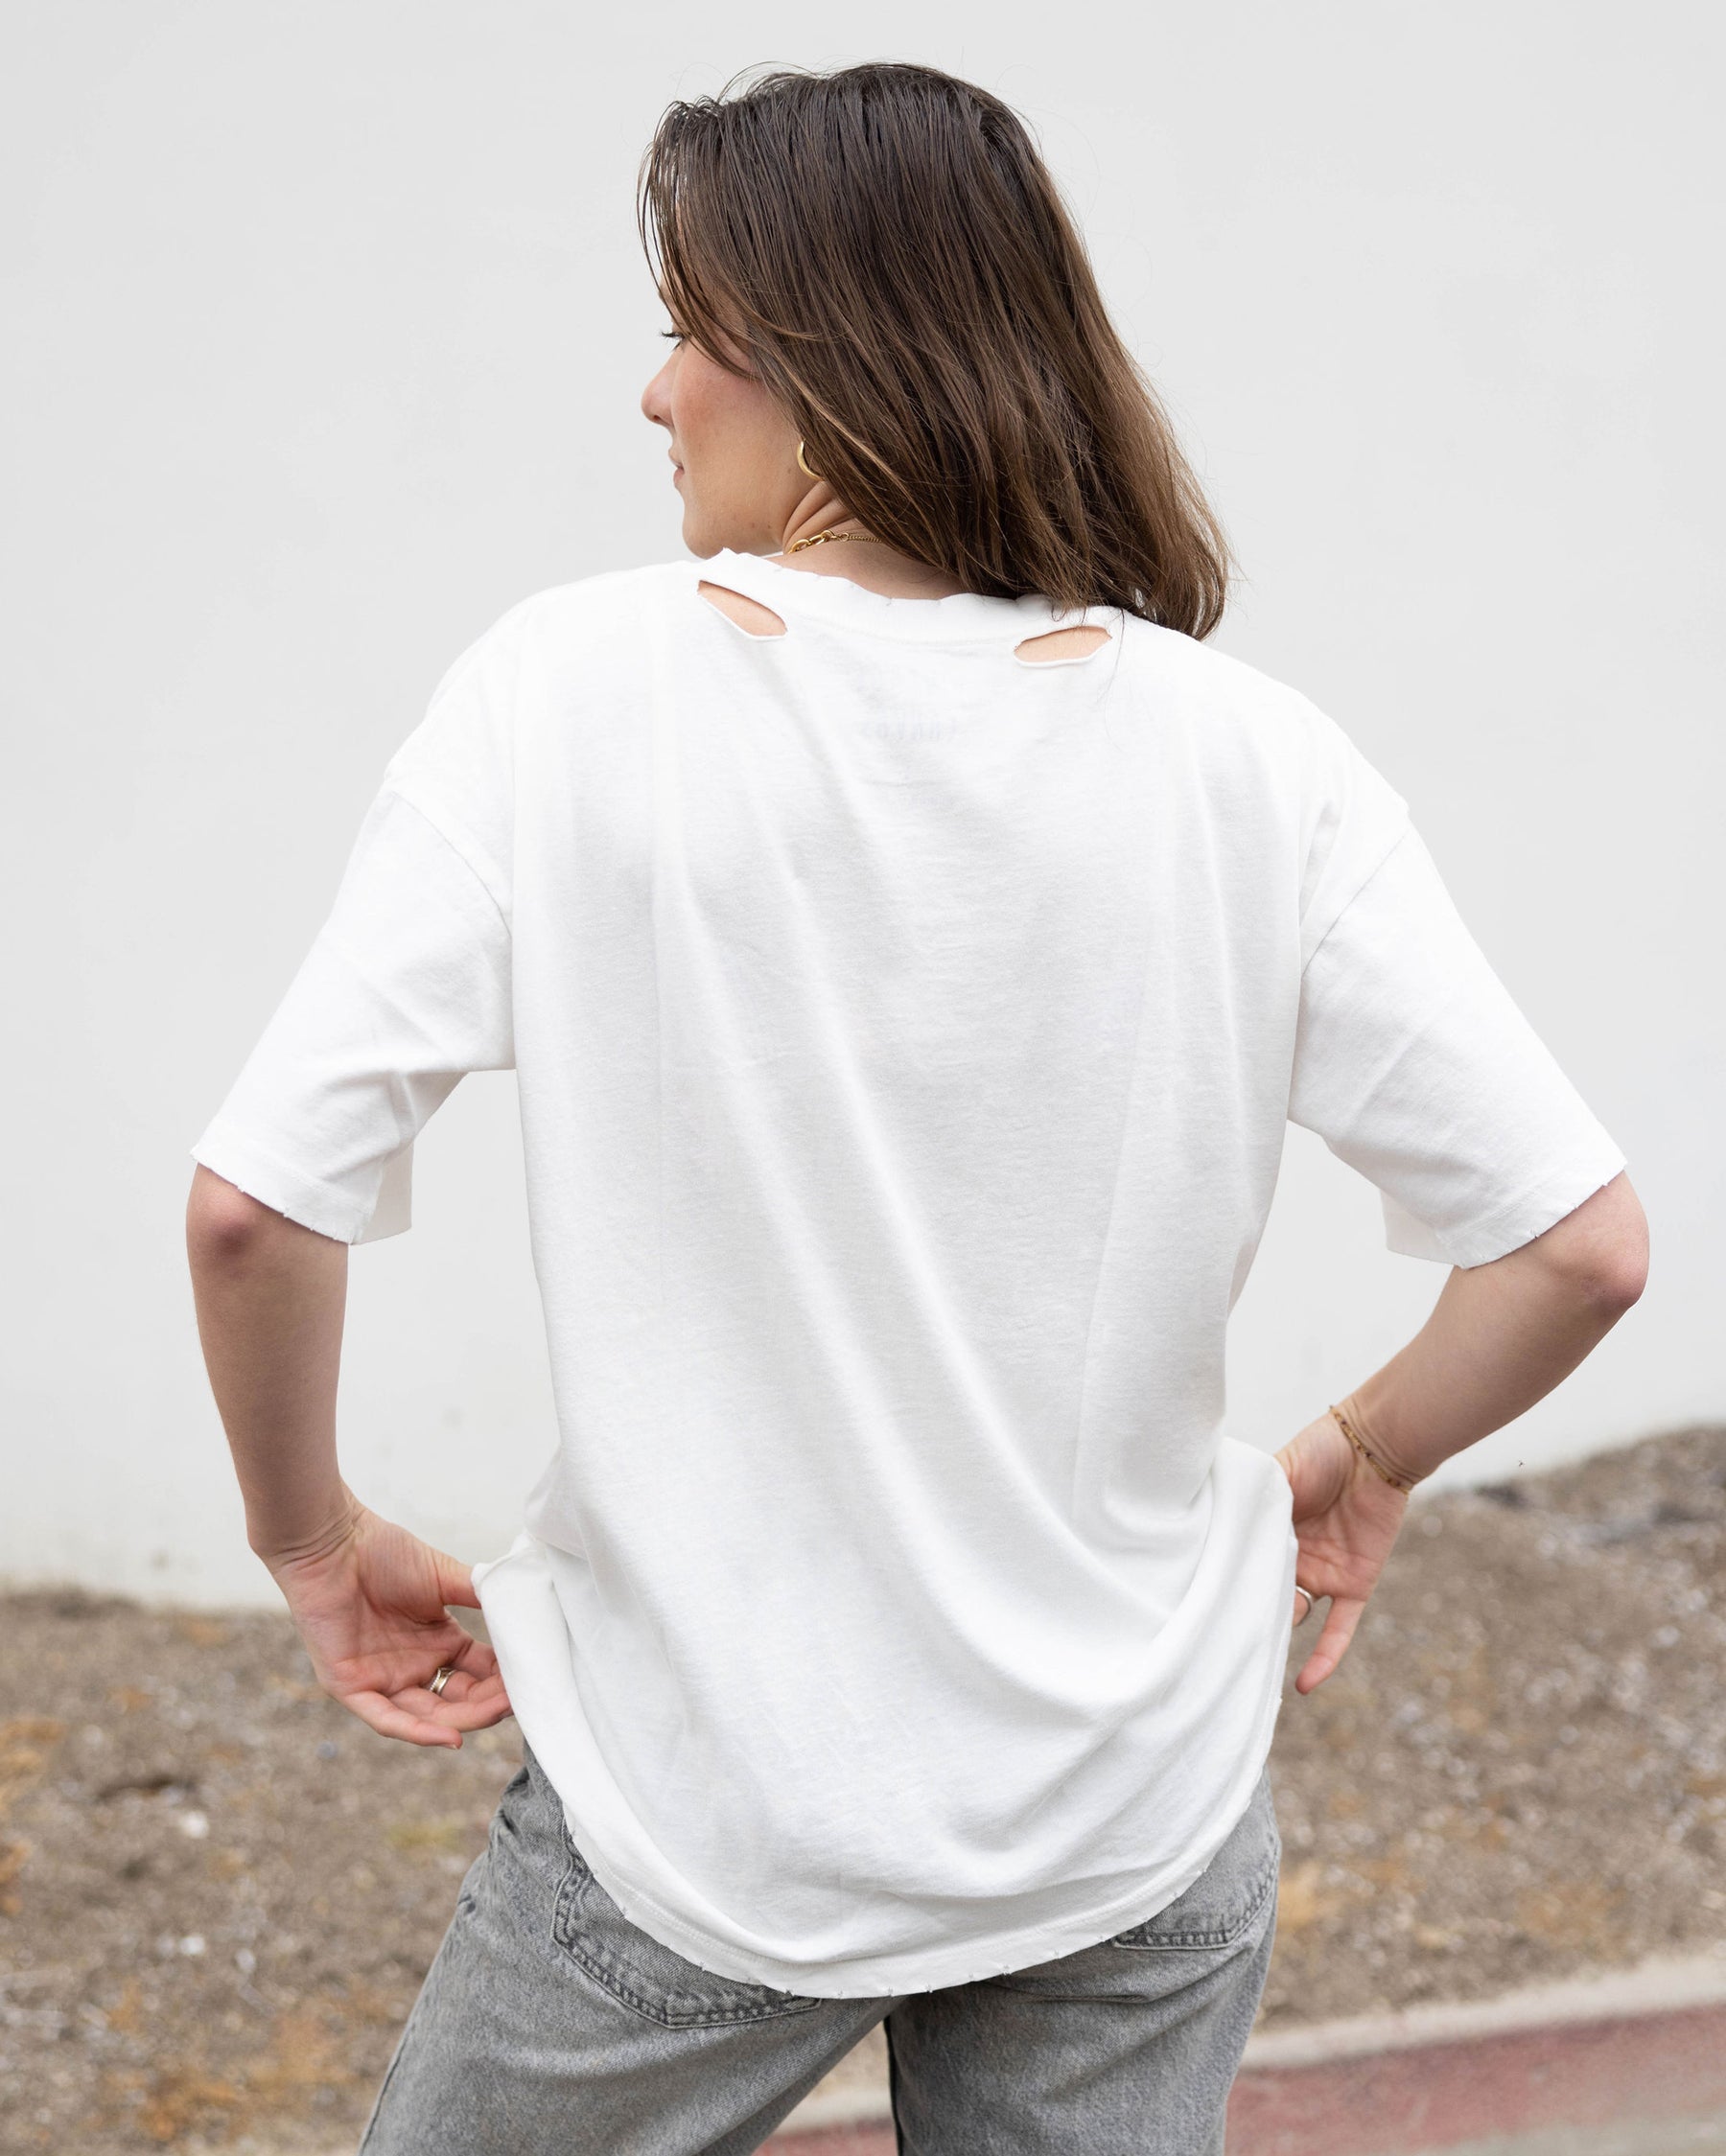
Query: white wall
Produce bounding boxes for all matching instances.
[5,4,1718,1607]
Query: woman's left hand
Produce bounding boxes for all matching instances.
[263,1495,514,1748]
[1273,1412,1411,1696]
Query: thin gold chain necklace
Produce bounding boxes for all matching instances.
[783,526,886,555]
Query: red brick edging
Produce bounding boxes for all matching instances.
[762,2130,895,2156]
[1231,1995,1726,2154]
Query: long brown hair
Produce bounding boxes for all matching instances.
[639,61,1231,637]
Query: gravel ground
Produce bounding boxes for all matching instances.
[2,1424,1722,2154]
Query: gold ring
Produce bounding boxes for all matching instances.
[428,1665,455,1696]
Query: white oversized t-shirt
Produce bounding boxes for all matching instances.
[191,550,1625,1996]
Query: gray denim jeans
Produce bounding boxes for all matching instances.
[357,1734,1280,2155]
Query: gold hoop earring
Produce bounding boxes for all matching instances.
[796,439,820,480]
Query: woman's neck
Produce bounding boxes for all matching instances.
[772,505,968,599]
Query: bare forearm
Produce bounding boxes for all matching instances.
[1347,1171,1648,1485]
[185,1164,355,1563]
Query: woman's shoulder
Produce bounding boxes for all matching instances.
[507,559,693,638]
[1115,609,1294,699]
[1110,613,1347,764]
[1103,624,1405,888]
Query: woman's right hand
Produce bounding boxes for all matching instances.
[264,1493,514,1748]
[1272,1412,1412,1696]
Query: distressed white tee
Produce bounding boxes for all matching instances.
[190,549,1625,1996]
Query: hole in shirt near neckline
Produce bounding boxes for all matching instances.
[699,581,788,639]
[699,580,1114,664]
[1012,624,1112,666]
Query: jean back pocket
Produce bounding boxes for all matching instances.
[1108,1765,1281,1951]
[550,1826,825,2029]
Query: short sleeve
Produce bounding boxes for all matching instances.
[1289,823,1626,1268]
[189,610,523,1243]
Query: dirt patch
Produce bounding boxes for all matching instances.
[1,1425,1722,2152]
[1260,1422,1726,2023]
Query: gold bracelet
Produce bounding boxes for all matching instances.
[1328,1403,1419,1493]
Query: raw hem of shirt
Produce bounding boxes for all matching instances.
[1417,1138,1628,1270]
[189,1126,384,1245]
[483,1515,1297,1999]
[570,1637,1289,1998]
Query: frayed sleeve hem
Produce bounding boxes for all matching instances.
[189,1126,412,1245]
[1380,1142,1628,1270]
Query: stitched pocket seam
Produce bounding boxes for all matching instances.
[1111,1835,1281,1951]
[549,1825,822,2028]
